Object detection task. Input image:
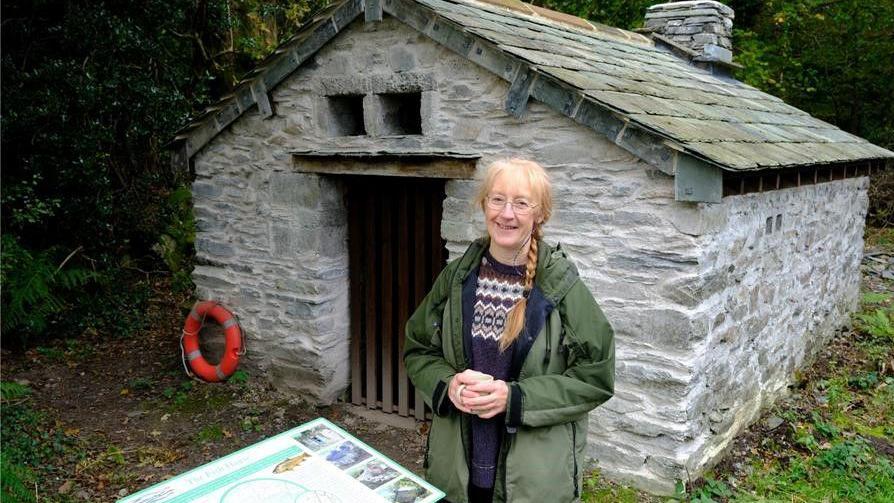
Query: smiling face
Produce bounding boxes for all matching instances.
[484,165,541,261]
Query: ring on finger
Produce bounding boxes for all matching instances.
[456,384,467,404]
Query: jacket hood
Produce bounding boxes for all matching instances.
[457,237,580,305]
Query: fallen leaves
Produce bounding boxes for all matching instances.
[136,446,183,468]
[58,480,73,495]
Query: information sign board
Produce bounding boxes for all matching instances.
[118,418,444,503]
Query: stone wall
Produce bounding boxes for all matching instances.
[685,178,869,473]
[589,178,868,492]
[189,13,868,494]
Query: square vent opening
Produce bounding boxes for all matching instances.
[327,95,366,136]
[379,92,422,135]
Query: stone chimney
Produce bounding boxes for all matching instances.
[644,1,734,64]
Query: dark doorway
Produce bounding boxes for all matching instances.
[345,176,448,420]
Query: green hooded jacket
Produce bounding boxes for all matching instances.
[404,238,615,503]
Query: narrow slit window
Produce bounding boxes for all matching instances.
[379,92,422,135]
[327,95,366,136]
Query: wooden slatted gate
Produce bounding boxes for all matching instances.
[346,176,447,420]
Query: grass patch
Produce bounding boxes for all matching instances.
[862,292,892,305]
[127,377,156,391]
[156,378,238,414]
[196,424,225,444]
[865,226,894,248]
[581,470,663,503]
[229,369,249,385]
[35,345,66,361]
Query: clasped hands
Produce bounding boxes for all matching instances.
[448,369,509,419]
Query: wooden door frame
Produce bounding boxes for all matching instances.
[295,153,476,421]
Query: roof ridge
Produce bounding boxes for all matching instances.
[454,0,652,47]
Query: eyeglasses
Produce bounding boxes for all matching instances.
[486,194,538,215]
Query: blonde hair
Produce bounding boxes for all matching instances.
[474,158,553,351]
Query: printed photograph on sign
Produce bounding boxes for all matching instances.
[324,441,372,469]
[294,424,344,451]
[271,452,312,474]
[376,477,432,503]
[346,459,400,490]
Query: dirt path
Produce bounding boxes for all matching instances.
[2,279,425,502]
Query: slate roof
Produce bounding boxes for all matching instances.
[174,0,893,173]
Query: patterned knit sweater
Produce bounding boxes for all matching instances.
[469,251,525,489]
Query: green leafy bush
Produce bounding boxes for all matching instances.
[691,477,733,502]
[0,235,94,344]
[152,186,196,293]
[813,441,872,472]
[811,412,840,439]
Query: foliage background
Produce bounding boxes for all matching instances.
[2,0,893,346]
[1,0,324,345]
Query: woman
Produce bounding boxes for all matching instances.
[404,158,615,503]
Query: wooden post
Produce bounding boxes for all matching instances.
[413,192,427,421]
[365,190,378,410]
[381,190,394,414]
[349,187,363,406]
[397,188,410,417]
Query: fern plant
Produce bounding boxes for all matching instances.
[0,381,32,402]
[856,308,894,341]
[1,235,94,343]
[0,456,35,503]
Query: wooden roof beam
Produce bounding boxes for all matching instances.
[366,0,383,22]
[675,153,723,203]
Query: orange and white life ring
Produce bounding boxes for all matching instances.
[181,301,243,382]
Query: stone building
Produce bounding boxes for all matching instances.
[172,0,893,493]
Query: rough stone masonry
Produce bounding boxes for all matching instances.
[644,0,735,63]
[189,15,869,494]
